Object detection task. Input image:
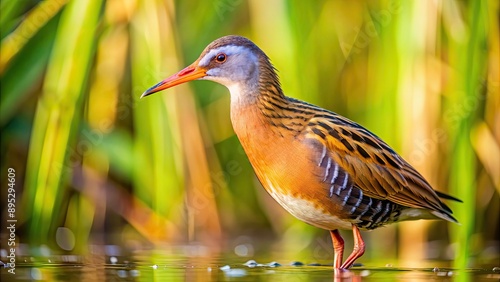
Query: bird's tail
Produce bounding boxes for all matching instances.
[435,190,463,203]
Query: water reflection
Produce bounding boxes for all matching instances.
[1,248,499,281]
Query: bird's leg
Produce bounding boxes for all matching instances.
[330,229,344,269]
[340,225,365,269]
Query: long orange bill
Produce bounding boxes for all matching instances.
[140,63,206,98]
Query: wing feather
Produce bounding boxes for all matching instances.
[304,114,453,215]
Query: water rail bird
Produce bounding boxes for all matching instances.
[141,35,461,269]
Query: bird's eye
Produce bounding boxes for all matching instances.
[215,53,226,63]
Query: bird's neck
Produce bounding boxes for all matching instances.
[229,67,286,127]
[229,77,311,144]
[228,56,315,146]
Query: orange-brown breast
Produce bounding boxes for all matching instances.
[231,104,353,230]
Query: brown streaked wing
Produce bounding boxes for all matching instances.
[304,114,450,214]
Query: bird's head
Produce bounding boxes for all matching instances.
[141,35,275,99]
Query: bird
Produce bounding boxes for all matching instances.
[141,35,461,270]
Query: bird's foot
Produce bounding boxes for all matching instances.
[333,267,354,279]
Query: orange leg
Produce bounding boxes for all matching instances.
[340,225,365,269]
[330,229,344,269]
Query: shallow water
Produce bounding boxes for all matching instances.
[2,252,499,282]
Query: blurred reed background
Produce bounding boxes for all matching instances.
[1,0,498,269]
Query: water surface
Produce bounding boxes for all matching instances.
[2,251,498,281]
